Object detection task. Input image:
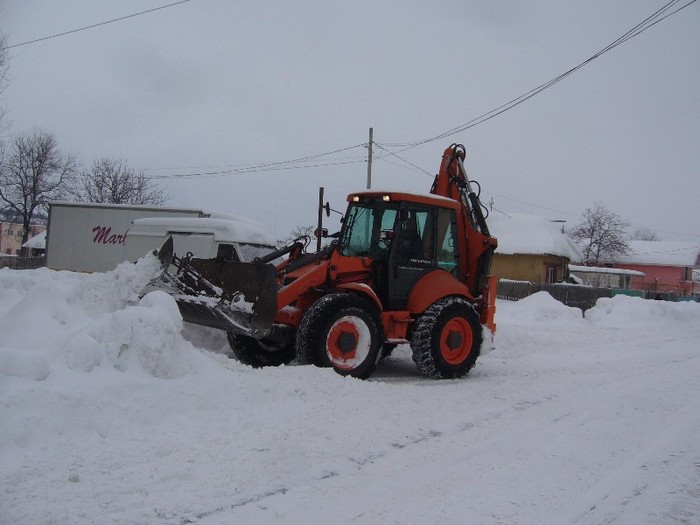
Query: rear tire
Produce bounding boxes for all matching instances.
[410,297,482,379]
[227,332,295,368]
[296,293,381,379]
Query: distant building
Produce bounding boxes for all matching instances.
[569,264,644,289]
[0,221,46,256]
[0,208,48,258]
[488,213,582,283]
[612,240,700,297]
[22,230,47,256]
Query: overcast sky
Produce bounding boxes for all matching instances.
[2,1,699,241]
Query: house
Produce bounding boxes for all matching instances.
[612,240,700,297]
[22,230,47,257]
[488,213,582,283]
[569,264,644,289]
[0,221,46,256]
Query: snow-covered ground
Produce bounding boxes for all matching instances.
[2,258,699,525]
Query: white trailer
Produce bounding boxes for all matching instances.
[124,215,279,264]
[46,202,206,272]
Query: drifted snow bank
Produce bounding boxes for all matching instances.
[0,256,195,382]
[499,290,700,329]
[496,290,586,326]
[585,294,700,328]
[1,264,699,524]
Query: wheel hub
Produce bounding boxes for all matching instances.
[440,317,473,365]
[446,330,462,350]
[336,330,358,353]
[326,316,372,371]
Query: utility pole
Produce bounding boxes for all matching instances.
[366,127,373,189]
[317,186,324,254]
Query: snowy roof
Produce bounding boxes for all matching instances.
[615,241,700,267]
[22,230,46,250]
[569,264,644,277]
[488,212,582,260]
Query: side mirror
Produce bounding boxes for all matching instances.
[324,202,331,217]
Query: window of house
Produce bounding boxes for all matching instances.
[546,265,557,283]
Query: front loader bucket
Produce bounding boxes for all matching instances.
[147,237,277,339]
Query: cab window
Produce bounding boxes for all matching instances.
[397,208,434,264]
[436,208,459,275]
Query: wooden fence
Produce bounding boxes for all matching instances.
[496,280,637,311]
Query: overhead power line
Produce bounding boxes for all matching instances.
[7,0,192,49]
[150,0,695,184]
[146,143,368,179]
[376,0,697,153]
[372,143,433,177]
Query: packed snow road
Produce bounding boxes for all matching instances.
[1,259,699,524]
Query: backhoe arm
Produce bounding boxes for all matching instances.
[431,144,497,298]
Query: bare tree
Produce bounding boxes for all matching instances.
[71,157,167,205]
[631,227,661,241]
[0,129,78,253]
[285,224,315,244]
[570,202,630,264]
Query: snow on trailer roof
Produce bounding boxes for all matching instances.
[615,241,700,267]
[487,212,582,260]
[49,200,207,214]
[129,216,276,246]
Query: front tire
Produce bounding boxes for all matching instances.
[296,293,381,379]
[410,297,482,379]
[227,332,295,368]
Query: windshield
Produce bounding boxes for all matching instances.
[339,203,398,258]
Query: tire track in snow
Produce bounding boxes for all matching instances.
[175,330,700,524]
[547,400,700,525]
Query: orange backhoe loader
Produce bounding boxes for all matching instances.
[150,144,498,379]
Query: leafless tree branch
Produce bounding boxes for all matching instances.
[70,157,167,206]
[0,129,77,253]
[570,202,631,264]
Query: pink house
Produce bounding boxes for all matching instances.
[613,241,700,297]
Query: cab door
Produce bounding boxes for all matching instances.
[387,206,460,310]
[388,207,435,309]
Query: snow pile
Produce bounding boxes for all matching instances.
[497,290,585,325]
[586,294,700,328]
[0,255,195,382]
[1,267,699,524]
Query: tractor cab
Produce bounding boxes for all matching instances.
[338,192,463,310]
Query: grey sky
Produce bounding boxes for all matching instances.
[2,1,699,241]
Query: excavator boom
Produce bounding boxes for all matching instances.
[432,144,497,297]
